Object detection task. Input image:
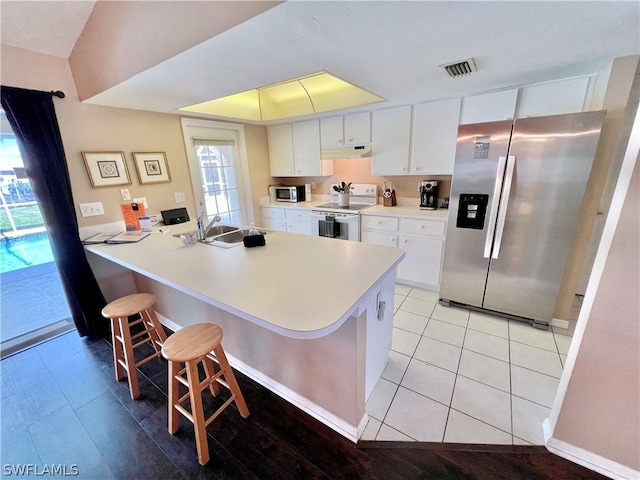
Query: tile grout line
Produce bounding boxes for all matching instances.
[441,308,470,442]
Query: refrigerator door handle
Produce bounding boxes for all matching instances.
[483,156,508,258]
[492,155,516,259]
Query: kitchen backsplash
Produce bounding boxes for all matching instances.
[271,157,451,202]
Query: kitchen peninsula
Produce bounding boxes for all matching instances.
[84,224,405,441]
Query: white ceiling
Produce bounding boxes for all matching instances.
[2,1,639,124]
[0,1,95,58]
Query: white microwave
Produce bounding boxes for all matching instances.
[275,185,306,203]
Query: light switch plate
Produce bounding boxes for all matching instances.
[120,189,131,201]
[174,192,186,204]
[79,202,104,217]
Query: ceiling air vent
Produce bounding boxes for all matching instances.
[440,58,477,78]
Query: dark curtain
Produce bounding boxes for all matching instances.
[1,85,108,338]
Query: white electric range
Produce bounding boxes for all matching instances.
[310,184,378,241]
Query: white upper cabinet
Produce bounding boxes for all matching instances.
[269,119,331,177]
[320,112,371,147]
[371,105,412,175]
[411,98,461,175]
[516,77,591,118]
[345,112,371,145]
[292,120,322,176]
[459,89,518,125]
[268,123,295,176]
[320,116,343,147]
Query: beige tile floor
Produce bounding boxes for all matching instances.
[363,284,580,444]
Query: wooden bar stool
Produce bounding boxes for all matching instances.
[161,323,249,465]
[101,293,168,400]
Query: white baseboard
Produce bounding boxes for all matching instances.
[544,419,639,480]
[157,314,360,443]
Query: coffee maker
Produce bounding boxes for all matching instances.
[419,180,439,210]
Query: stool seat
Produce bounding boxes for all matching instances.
[162,323,222,362]
[101,293,167,400]
[102,293,155,318]
[162,323,249,465]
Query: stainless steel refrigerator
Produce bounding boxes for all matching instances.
[439,111,606,328]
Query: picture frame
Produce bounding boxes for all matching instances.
[132,152,171,184]
[82,151,131,188]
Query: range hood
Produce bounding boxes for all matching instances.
[321,144,372,159]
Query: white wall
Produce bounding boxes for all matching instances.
[546,104,640,478]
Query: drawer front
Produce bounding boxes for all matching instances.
[401,218,445,237]
[263,218,286,231]
[286,221,311,235]
[361,215,399,232]
[285,208,310,221]
[361,231,398,248]
[262,206,285,220]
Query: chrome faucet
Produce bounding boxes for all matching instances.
[205,214,222,233]
[197,213,222,240]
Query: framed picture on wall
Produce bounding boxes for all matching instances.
[82,151,131,188]
[132,152,171,184]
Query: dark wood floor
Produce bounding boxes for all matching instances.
[1,330,607,480]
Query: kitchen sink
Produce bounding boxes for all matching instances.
[202,226,268,247]
[204,224,239,238]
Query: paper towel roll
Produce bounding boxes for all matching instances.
[305,183,311,202]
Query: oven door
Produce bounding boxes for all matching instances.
[310,211,360,241]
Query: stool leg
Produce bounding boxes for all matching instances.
[145,308,167,344]
[213,345,249,418]
[119,316,140,400]
[202,356,220,397]
[186,359,210,465]
[167,360,180,435]
[110,318,125,382]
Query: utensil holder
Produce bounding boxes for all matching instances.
[383,190,397,207]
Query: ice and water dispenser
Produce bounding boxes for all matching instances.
[456,194,489,230]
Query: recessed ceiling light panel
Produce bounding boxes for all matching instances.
[179,72,385,121]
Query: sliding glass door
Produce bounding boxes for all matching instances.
[0,124,72,357]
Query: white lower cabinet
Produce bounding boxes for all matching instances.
[261,206,286,231]
[397,234,444,288]
[261,206,310,235]
[361,213,446,290]
[285,208,311,235]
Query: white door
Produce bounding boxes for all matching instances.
[181,118,254,225]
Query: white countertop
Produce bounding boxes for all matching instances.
[260,199,450,220]
[260,200,326,209]
[85,223,405,339]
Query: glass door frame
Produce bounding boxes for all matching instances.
[180,118,255,225]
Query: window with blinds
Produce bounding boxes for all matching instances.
[193,138,242,225]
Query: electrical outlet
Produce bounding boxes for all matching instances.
[79,202,104,217]
[311,182,316,190]
[174,192,186,204]
[132,197,148,209]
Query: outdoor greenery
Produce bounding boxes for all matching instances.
[0,204,44,232]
